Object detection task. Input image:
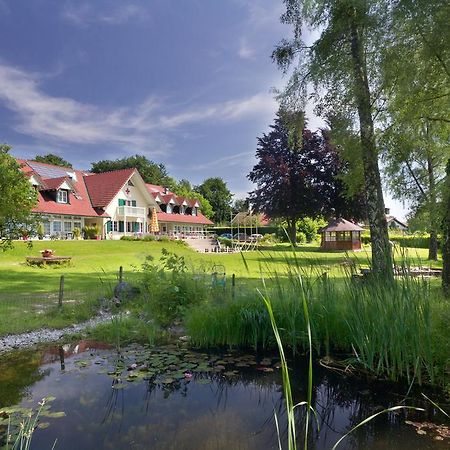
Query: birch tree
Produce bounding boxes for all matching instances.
[273,0,393,275]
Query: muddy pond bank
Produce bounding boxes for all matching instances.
[1,341,449,449]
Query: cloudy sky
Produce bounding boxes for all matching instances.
[0,0,406,217]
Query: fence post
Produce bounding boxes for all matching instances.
[58,275,64,307]
[232,273,235,299]
[119,266,123,283]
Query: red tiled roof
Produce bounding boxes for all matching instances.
[18,160,104,218]
[40,176,72,191]
[157,212,213,225]
[145,184,202,209]
[84,168,136,207]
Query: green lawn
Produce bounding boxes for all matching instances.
[0,239,442,336]
[0,239,440,293]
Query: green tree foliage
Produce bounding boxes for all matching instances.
[442,159,450,296]
[195,177,233,224]
[233,198,250,213]
[297,217,327,243]
[0,145,38,249]
[34,153,73,168]
[273,0,393,274]
[379,0,450,260]
[91,154,176,187]
[248,114,365,244]
[381,122,447,260]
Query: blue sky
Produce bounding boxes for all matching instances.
[0,0,406,218]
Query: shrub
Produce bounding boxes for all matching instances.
[259,233,279,245]
[142,234,156,241]
[296,231,306,244]
[120,235,136,241]
[297,217,327,242]
[83,225,100,239]
[139,249,208,326]
[218,237,232,248]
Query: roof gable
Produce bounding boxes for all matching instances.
[84,168,136,207]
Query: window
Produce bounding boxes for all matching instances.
[43,222,50,235]
[64,222,72,232]
[127,179,134,186]
[73,222,82,230]
[52,221,61,233]
[57,190,68,203]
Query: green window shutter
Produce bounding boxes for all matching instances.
[106,221,112,232]
[118,199,125,206]
[119,221,124,232]
[134,222,139,232]
[132,200,137,207]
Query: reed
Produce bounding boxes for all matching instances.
[187,257,446,386]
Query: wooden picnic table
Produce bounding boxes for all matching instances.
[26,256,72,266]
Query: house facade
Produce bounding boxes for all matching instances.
[18,159,213,239]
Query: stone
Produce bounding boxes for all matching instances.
[114,282,140,300]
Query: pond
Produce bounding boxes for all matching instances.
[0,341,448,449]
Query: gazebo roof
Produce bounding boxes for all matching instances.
[320,218,364,233]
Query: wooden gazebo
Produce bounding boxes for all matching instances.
[320,218,364,251]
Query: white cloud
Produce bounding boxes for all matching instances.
[62,2,148,26]
[184,151,254,171]
[238,38,255,60]
[0,63,278,153]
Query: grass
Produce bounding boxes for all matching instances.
[187,263,450,387]
[0,240,444,342]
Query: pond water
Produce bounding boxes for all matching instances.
[0,341,448,450]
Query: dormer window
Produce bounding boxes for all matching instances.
[57,190,68,203]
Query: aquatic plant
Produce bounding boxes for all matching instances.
[1,397,61,450]
[187,253,445,386]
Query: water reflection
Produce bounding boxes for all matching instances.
[0,342,447,450]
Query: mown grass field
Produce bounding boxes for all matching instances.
[0,239,442,336]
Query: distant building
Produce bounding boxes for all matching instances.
[17,158,213,239]
[385,208,408,231]
[320,218,364,251]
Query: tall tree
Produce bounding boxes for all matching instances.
[0,145,38,249]
[233,198,250,213]
[273,0,393,275]
[380,0,450,260]
[195,178,233,224]
[248,114,365,244]
[442,159,450,296]
[381,122,447,260]
[34,153,72,168]
[91,155,176,187]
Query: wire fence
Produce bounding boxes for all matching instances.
[0,273,116,337]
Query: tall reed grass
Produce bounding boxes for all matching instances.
[187,257,446,386]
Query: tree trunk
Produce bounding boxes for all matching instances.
[286,218,297,245]
[442,159,450,296]
[425,131,439,260]
[349,15,393,278]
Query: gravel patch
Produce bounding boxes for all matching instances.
[0,311,114,355]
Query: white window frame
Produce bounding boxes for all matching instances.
[57,190,68,203]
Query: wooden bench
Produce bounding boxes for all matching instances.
[26,256,72,266]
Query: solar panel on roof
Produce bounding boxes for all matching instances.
[28,162,70,179]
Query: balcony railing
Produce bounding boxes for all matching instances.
[117,206,147,217]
